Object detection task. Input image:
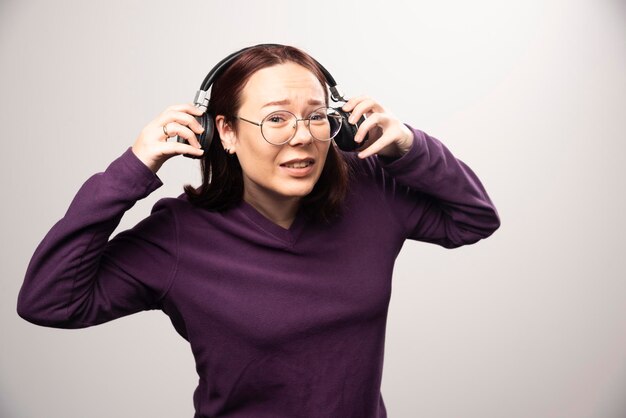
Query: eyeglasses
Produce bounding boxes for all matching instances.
[235,106,343,145]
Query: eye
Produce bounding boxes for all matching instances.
[264,111,292,125]
[308,110,328,123]
[268,115,285,123]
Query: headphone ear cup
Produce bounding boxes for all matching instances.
[332,108,368,152]
[198,111,215,151]
[177,111,215,159]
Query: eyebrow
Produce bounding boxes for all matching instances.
[261,99,325,108]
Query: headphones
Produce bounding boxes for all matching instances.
[176,43,368,159]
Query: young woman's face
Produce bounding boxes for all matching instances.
[220,62,332,204]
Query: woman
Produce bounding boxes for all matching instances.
[17,44,500,417]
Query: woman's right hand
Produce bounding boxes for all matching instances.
[131,103,207,174]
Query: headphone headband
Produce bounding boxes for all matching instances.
[193,43,346,112]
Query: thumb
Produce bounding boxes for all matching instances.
[163,142,205,157]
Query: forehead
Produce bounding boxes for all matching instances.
[241,62,326,109]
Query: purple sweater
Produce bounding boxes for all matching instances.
[17,125,500,417]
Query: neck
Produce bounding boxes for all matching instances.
[243,188,301,229]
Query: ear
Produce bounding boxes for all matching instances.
[215,115,237,154]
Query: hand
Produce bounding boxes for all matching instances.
[131,103,206,174]
[341,96,414,160]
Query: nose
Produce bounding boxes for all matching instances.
[288,118,313,146]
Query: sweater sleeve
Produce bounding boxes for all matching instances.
[359,124,500,248]
[16,147,178,329]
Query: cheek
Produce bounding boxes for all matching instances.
[246,155,278,179]
[318,143,332,166]
[238,141,281,180]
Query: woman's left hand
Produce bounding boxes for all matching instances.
[342,95,414,159]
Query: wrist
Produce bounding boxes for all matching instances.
[131,146,161,174]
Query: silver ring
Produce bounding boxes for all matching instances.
[163,124,169,137]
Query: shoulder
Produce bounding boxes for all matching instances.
[337,148,380,180]
[149,192,234,232]
[150,192,198,217]
[337,147,393,192]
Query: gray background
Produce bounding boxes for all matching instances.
[2,0,625,417]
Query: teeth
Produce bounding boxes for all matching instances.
[284,161,311,169]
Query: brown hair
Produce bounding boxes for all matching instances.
[182,44,353,224]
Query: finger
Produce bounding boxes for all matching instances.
[159,141,205,157]
[357,131,396,159]
[158,110,205,135]
[162,122,202,149]
[341,95,369,112]
[353,112,388,144]
[165,102,206,116]
[348,98,384,125]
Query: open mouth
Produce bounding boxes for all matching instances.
[280,160,313,169]
[279,159,315,176]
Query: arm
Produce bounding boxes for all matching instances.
[16,147,178,328]
[369,124,501,248]
[340,95,499,248]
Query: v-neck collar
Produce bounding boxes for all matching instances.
[236,199,309,246]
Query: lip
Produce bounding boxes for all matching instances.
[280,157,316,166]
[279,160,315,177]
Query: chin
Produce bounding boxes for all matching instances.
[279,186,315,198]
[276,180,317,198]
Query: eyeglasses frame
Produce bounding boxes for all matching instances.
[234,106,343,146]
